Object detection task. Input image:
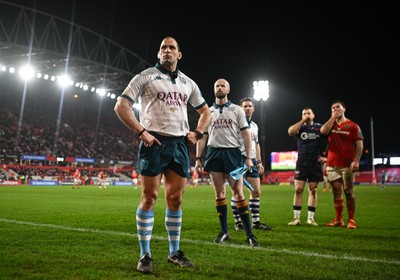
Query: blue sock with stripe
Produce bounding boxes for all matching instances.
[136,207,154,257]
[165,208,182,256]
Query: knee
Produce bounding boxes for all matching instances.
[141,193,158,208]
[294,188,303,195]
[309,186,317,196]
[232,191,245,201]
[166,191,183,209]
[252,190,261,198]
[344,189,355,199]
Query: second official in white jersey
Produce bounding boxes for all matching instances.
[195,78,259,247]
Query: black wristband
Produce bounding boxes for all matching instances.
[138,128,146,136]
[195,157,201,161]
[194,130,203,140]
[255,160,263,165]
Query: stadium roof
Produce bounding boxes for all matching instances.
[0,0,152,97]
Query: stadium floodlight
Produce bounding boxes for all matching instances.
[96,88,106,96]
[57,74,72,88]
[19,65,35,81]
[253,80,269,173]
[2,61,120,101]
[253,80,269,101]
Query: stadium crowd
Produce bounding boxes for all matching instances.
[1,85,398,185]
[0,86,203,181]
[0,91,139,165]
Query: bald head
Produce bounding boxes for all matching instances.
[214,78,230,100]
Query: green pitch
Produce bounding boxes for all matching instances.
[0,184,399,279]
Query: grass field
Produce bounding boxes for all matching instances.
[0,184,399,279]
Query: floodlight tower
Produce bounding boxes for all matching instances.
[253,80,270,173]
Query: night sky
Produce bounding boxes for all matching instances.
[6,1,399,160]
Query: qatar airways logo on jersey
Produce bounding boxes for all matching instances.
[211,119,233,129]
[157,92,188,106]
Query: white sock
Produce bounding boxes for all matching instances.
[294,210,301,219]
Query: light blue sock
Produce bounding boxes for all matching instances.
[165,208,182,256]
[136,207,154,257]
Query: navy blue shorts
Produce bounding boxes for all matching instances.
[294,160,323,182]
[243,157,260,178]
[137,132,190,178]
[204,147,243,174]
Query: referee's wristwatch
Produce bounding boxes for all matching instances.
[195,130,203,140]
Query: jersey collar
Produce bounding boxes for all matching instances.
[212,100,232,109]
[155,62,179,80]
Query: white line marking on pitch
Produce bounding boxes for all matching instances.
[1,218,399,265]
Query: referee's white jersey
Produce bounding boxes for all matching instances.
[240,120,258,158]
[207,101,249,148]
[121,66,206,137]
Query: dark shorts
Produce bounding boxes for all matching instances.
[137,132,190,178]
[242,156,260,178]
[204,147,243,174]
[294,160,323,182]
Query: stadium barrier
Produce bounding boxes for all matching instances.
[30,180,58,186]
[0,180,22,186]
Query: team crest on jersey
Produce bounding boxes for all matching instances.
[179,76,187,84]
[139,159,149,170]
[170,108,178,112]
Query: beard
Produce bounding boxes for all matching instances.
[216,92,227,99]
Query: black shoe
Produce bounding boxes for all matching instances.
[167,250,193,267]
[137,253,153,274]
[234,222,244,231]
[252,222,273,231]
[213,232,231,243]
[246,235,260,247]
